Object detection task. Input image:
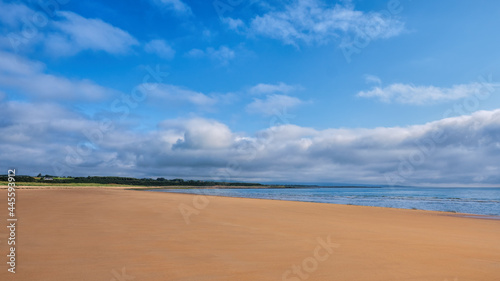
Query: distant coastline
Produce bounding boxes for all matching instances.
[0,175,380,189]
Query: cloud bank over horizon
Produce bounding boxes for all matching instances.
[2,98,499,187]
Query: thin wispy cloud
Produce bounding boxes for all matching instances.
[144,39,175,59]
[248,82,298,95]
[224,0,405,46]
[0,51,116,100]
[0,1,139,56]
[246,94,303,116]
[47,11,139,56]
[144,83,218,107]
[222,17,245,32]
[150,0,192,15]
[358,82,497,105]
[0,1,33,27]
[186,46,236,64]
[364,74,382,85]
[206,46,235,64]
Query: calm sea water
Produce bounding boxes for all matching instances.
[151,187,500,216]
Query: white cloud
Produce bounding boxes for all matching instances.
[150,0,192,15]
[0,1,46,52]
[222,17,245,32]
[249,82,298,95]
[0,50,44,75]
[0,2,139,56]
[357,82,497,105]
[186,46,236,64]
[364,74,382,85]
[0,51,116,100]
[45,11,139,56]
[144,39,175,59]
[161,118,233,150]
[2,102,500,186]
[186,48,204,58]
[207,46,235,64]
[143,83,217,107]
[0,1,33,27]
[225,0,405,46]
[247,94,303,116]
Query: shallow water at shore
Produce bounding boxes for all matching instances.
[152,186,500,216]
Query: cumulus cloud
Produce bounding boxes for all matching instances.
[2,100,500,186]
[0,51,116,100]
[161,118,233,150]
[144,39,175,59]
[247,94,304,116]
[224,0,404,46]
[358,82,497,105]
[45,11,139,56]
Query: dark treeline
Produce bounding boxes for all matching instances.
[0,175,262,186]
[0,175,37,182]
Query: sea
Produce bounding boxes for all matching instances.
[151,186,500,216]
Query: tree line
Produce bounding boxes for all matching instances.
[0,175,262,187]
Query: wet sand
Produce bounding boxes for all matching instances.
[1,188,499,281]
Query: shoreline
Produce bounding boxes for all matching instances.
[6,184,499,218]
[0,183,383,189]
[146,188,500,219]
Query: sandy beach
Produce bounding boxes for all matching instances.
[1,187,499,281]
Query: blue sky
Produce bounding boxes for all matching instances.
[1,0,500,186]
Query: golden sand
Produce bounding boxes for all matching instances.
[1,188,499,281]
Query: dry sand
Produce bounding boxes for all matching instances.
[1,187,499,281]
